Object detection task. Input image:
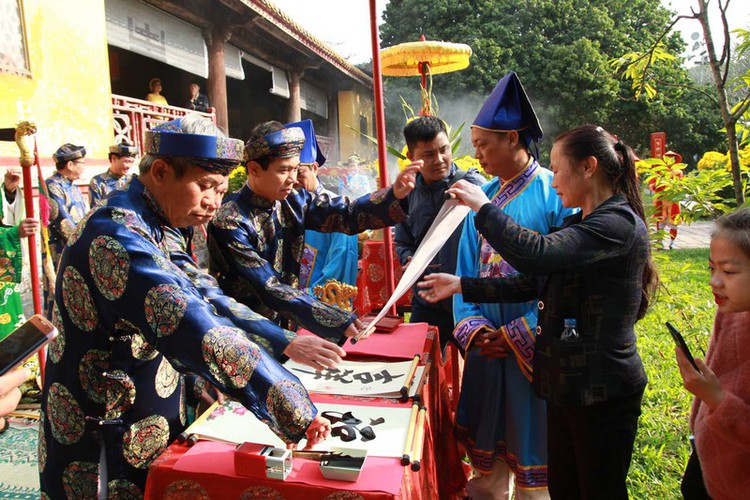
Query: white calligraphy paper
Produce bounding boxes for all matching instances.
[363,199,471,334]
[184,400,413,458]
[284,359,419,398]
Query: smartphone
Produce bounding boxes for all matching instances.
[0,315,58,377]
[666,321,700,372]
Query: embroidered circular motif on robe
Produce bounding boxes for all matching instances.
[152,253,181,276]
[202,326,261,389]
[78,349,111,404]
[89,235,130,300]
[291,234,305,262]
[164,480,209,499]
[62,461,99,500]
[48,197,59,221]
[122,414,170,469]
[369,188,388,204]
[60,218,77,239]
[111,208,153,242]
[66,210,95,247]
[107,479,143,500]
[248,333,273,355]
[227,298,263,321]
[266,380,313,439]
[118,319,157,360]
[320,213,346,233]
[48,303,65,363]
[213,201,242,230]
[155,356,179,398]
[240,486,284,499]
[105,370,136,419]
[144,284,187,337]
[38,412,47,473]
[47,382,85,445]
[264,275,303,301]
[311,301,350,328]
[61,266,98,332]
[229,241,265,269]
[357,213,385,230]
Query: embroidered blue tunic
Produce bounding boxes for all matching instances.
[452,160,573,489]
[46,171,88,265]
[299,185,359,293]
[89,170,131,208]
[40,177,316,498]
[208,184,406,341]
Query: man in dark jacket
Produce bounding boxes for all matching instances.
[395,116,485,350]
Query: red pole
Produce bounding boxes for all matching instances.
[369,0,396,313]
[21,151,42,315]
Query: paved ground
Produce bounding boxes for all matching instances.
[660,221,713,250]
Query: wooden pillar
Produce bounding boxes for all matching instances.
[286,69,302,123]
[327,92,339,164]
[204,25,232,133]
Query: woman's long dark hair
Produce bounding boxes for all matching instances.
[555,124,658,319]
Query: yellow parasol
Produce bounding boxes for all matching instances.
[380,35,472,115]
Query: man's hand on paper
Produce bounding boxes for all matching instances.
[392,164,421,199]
[303,415,332,448]
[283,335,346,369]
[446,179,491,212]
[417,273,461,302]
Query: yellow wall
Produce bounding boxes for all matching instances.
[337,90,376,162]
[0,0,112,161]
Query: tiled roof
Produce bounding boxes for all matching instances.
[243,0,373,88]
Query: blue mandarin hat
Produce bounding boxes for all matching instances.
[144,118,244,175]
[472,71,543,152]
[244,126,306,163]
[109,143,139,157]
[285,119,325,166]
[53,143,86,163]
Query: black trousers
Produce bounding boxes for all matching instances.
[546,389,644,500]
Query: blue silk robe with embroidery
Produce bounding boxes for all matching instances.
[40,178,317,498]
[208,184,406,341]
[46,172,87,265]
[299,186,358,293]
[452,161,573,490]
[89,171,131,208]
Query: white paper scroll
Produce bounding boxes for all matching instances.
[284,359,425,399]
[362,199,471,335]
[184,401,413,458]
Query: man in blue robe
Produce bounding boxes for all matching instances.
[46,143,88,268]
[395,116,485,350]
[287,120,358,295]
[208,121,418,350]
[452,72,574,499]
[89,143,138,208]
[40,116,331,498]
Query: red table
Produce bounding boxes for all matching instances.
[144,323,467,499]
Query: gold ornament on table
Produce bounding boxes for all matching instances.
[313,279,358,312]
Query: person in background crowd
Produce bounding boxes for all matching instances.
[650,150,684,250]
[39,115,331,498]
[677,207,750,500]
[341,154,373,198]
[89,143,138,208]
[395,115,485,351]
[208,121,418,352]
[0,167,39,339]
[288,119,359,294]
[420,124,656,499]
[186,81,210,112]
[422,72,573,499]
[146,77,168,106]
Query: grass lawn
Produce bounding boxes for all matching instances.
[628,248,714,498]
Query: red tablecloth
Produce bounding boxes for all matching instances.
[355,241,412,315]
[144,323,468,499]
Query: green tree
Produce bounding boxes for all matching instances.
[379,0,720,161]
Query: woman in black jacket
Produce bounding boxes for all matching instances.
[418,124,657,499]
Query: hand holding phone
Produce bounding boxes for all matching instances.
[0,315,58,377]
[666,321,700,372]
